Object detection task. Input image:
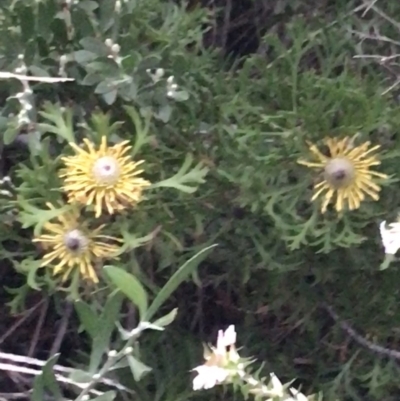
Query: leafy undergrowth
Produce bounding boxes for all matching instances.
[2,0,400,400]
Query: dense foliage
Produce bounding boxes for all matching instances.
[1,0,400,400]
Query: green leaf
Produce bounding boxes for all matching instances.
[26,259,43,290]
[73,49,98,65]
[89,291,122,372]
[152,308,178,328]
[95,80,114,94]
[102,89,118,105]
[31,374,45,401]
[145,244,217,321]
[29,66,50,77]
[3,119,19,145]
[38,102,75,143]
[69,369,92,384]
[151,154,209,193]
[92,391,117,401]
[81,72,102,86]
[124,105,152,156]
[155,104,172,123]
[170,90,189,102]
[80,37,109,56]
[126,355,152,381]
[75,300,99,339]
[104,266,148,319]
[32,354,62,401]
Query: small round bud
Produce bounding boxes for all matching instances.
[108,350,117,358]
[167,76,174,84]
[105,38,114,47]
[155,68,165,78]
[60,55,68,64]
[111,43,120,54]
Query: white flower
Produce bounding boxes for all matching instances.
[191,325,239,391]
[380,220,400,255]
[192,365,230,390]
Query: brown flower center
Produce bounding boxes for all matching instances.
[324,158,355,188]
[63,229,89,253]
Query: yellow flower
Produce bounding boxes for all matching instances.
[60,136,151,217]
[298,137,388,213]
[33,203,120,283]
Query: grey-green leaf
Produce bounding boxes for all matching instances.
[92,391,117,401]
[126,355,152,381]
[145,244,217,320]
[74,300,99,339]
[104,266,148,319]
[152,308,178,328]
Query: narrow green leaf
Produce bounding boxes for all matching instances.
[31,374,45,401]
[145,244,217,320]
[152,308,178,328]
[126,355,152,381]
[89,292,122,372]
[42,354,63,398]
[32,354,62,401]
[92,391,117,401]
[74,300,99,339]
[69,369,92,384]
[104,266,148,319]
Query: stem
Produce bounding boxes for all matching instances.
[75,322,148,401]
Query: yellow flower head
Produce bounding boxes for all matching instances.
[298,137,388,213]
[60,136,151,217]
[33,203,120,283]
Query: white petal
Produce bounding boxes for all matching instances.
[269,373,284,396]
[223,325,237,346]
[217,325,237,350]
[289,388,309,401]
[380,221,400,254]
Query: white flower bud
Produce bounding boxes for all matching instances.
[111,43,120,54]
[155,68,165,78]
[60,54,68,65]
[105,38,114,47]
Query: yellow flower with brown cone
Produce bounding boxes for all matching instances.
[298,137,388,213]
[60,136,151,218]
[33,203,121,283]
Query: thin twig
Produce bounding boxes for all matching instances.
[50,301,73,357]
[0,352,133,393]
[0,362,103,396]
[322,303,400,360]
[28,299,49,357]
[0,300,45,345]
[0,72,73,82]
